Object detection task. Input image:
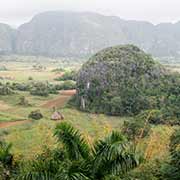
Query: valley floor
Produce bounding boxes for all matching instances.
[0,58,178,166]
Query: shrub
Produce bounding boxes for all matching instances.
[137,110,164,125]
[28,76,33,81]
[12,83,30,91]
[122,117,151,140]
[52,68,66,72]
[18,96,30,107]
[161,129,180,180]
[29,82,59,96]
[47,84,58,94]
[28,110,43,120]
[55,80,76,90]
[0,85,14,95]
[126,160,163,180]
[160,74,180,125]
[55,70,77,81]
[169,128,180,153]
[30,82,49,97]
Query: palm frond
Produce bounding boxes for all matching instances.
[17,171,53,180]
[17,158,60,180]
[54,122,91,161]
[92,131,138,178]
[0,140,13,166]
[55,160,90,180]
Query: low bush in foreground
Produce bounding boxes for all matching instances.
[161,128,180,180]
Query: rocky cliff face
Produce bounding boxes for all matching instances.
[15,12,129,57]
[0,23,15,54]
[1,11,180,58]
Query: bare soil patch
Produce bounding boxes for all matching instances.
[0,120,31,128]
[53,72,65,79]
[0,101,11,110]
[41,95,71,108]
[41,90,76,108]
[59,89,76,96]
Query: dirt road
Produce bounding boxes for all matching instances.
[0,120,31,129]
[41,89,76,109]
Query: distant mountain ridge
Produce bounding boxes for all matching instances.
[1,11,180,58]
[0,23,15,54]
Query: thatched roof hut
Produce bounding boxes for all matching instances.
[51,111,64,121]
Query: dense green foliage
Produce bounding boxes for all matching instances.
[160,74,180,125]
[0,120,179,179]
[122,117,151,141]
[76,45,163,114]
[0,83,14,95]
[125,160,164,180]
[76,45,180,124]
[0,141,13,180]
[121,128,180,180]
[30,82,50,97]
[161,129,180,180]
[0,141,13,167]
[136,110,164,125]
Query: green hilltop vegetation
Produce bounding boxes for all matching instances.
[76,45,180,125]
[0,45,179,179]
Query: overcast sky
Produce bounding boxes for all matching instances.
[1,0,180,27]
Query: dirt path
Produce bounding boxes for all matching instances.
[0,120,31,129]
[41,89,76,109]
[0,100,11,111]
[59,90,76,96]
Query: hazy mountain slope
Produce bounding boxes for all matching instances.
[15,12,129,57]
[1,11,180,58]
[0,23,15,54]
[151,22,180,57]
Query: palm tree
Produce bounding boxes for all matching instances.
[0,141,13,167]
[54,122,91,161]
[92,131,138,179]
[17,122,139,180]
[0,140,13,179]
